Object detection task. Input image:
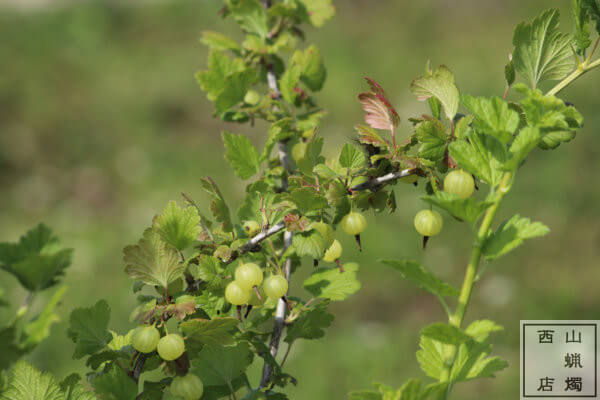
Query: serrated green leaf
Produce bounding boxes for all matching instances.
[60,373,96,400]
[201,31,241,53]
[512,9,575,88]
[285,301,334,343]
[296,135,325,176]
[199,177,233,232]
[90,363,138,400]
[180,317,238,347]
[515,84,583,150]
[339,143,367,170]
[410,65,459,120]
[355,124,389,149]
[86,350,130,371]
[303,263,361,301]
[123,229,184,288]
[154,201,202,251]
[222,132,260,180]
[0,224,73,292]
[0,327,23,371]
[107,329,133,351]
[21,285,67,350]
[191,341,253,386]
[260,118,294,162]
[414,120,447,162]
[215,69,257,114]
[298,0,335,27]
[482,214,550,261]
[582,0,600,35]
[1,360,64,400]
[449,132,507,187]
[505,57,516,87]
[196,50,244,101]
[505,126,540,170]
[280,64,302,104]
[421,323,472,345]
[464,319,504,342]
[572,0,592,54]
[189,255,227,290]
[292,45,327,91]
[67,300,112,359]
[461,95,519,144]
[289,188,328,214]
[421,193,493,225]
[291,229,328,259]
[380,259,459,298]
[229,0,269,39]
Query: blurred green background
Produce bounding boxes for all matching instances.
[1,0,599,399]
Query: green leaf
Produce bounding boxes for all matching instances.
[0,327,23,371]
[180,317,238,347]
[153,201,202,251]
[191,341,253,387]
[582,0,600,35]
[505,57,516,87]
[512,9,575,88]
[123,229,184,289]
[189,255,227,290]
[291,229,328,259]
[229,0,269,39]
[572,0,592,54]
[199,177,233,232]
[482,214,550,261]
[21,286,67,350]
[449,132,507,187]
[222,132,260,180]
[90,363,138,400]
[298,0,335,27]
[416,336,445,380]
[414,120,447,162]
[284,301,334,343]
[421,193,493,225]
[260,118,294,162]
[303,263,361,301]
[215,69,257,114]
[289,188,328,214]
[0,224,73,292]
[292,45,327,92]
[464,319,504,342]
[201,31,241,53]
[421,323,472,345]
[380,259,459,298]
[60,374,96,400]
[279,64,302,104]
[355,124,389,149]
[1,360,64,400]
[296,135,325,176]
[67,300,112,359]
[410,65,460,120]
[460,95,519,144]
[107,330,133,351]
[505,126,541,170]
[515,84,583,149]
[348,391,382,400]
[339,143,367,170]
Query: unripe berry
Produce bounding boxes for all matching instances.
[225,281,251,305]
[263,275,288,299]
[323,239,342,263]
[341,211,367,236]
[243,220,261,237]
[171,374,204,400]
[244,90,261,105]
[132,325,160,353]
[414,210,443,237]
[444,169,475,199]
[157,333,185,361]
[234,263,263,289]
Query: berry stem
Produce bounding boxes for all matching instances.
[335,259,345,273]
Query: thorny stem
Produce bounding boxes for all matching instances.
[350,168,419,192]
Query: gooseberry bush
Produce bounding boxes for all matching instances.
[1,0,600,399]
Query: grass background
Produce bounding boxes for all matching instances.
[1,0,599,398]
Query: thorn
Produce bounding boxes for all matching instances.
[354,234,362,251]
[253,286,262,301]
[244,305,253,319]
[236,305,243,322]
[335,259,345,273]
[282,296,293,312]
[422,236,430,250]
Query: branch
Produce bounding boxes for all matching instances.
[236,222,286,256]
[350,168,418,192]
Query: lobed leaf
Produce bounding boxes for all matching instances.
[461,95,519,144]
[90,363,138,400]
[414,120,447,162]
[153,200,202,251]
[572,0,592,54]
[67,300,112,359]
[482,214,550,261]
[358,77,400,131]
[582,0,600,36]
[229,0,269,39]
[505,126,541,170]
[339,143,367,170]
[1,360,65,400]
[410,65,459,121]
[380,259,459,298]
[303,263,361,301]
[180,317,238,347]
[449,132,507,187]
[289,187,329,214]
[223,132,261,180]
[512,9,575,88]
[420,323,472,345]
[201,31,241,53]
[297,0,335,27]
[284,301,334,343]
[191,341,253,387]
[421,192,493,226]
[279,64,302,104]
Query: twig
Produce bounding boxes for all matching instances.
[350,168,418,192]
[235,222,286,256]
